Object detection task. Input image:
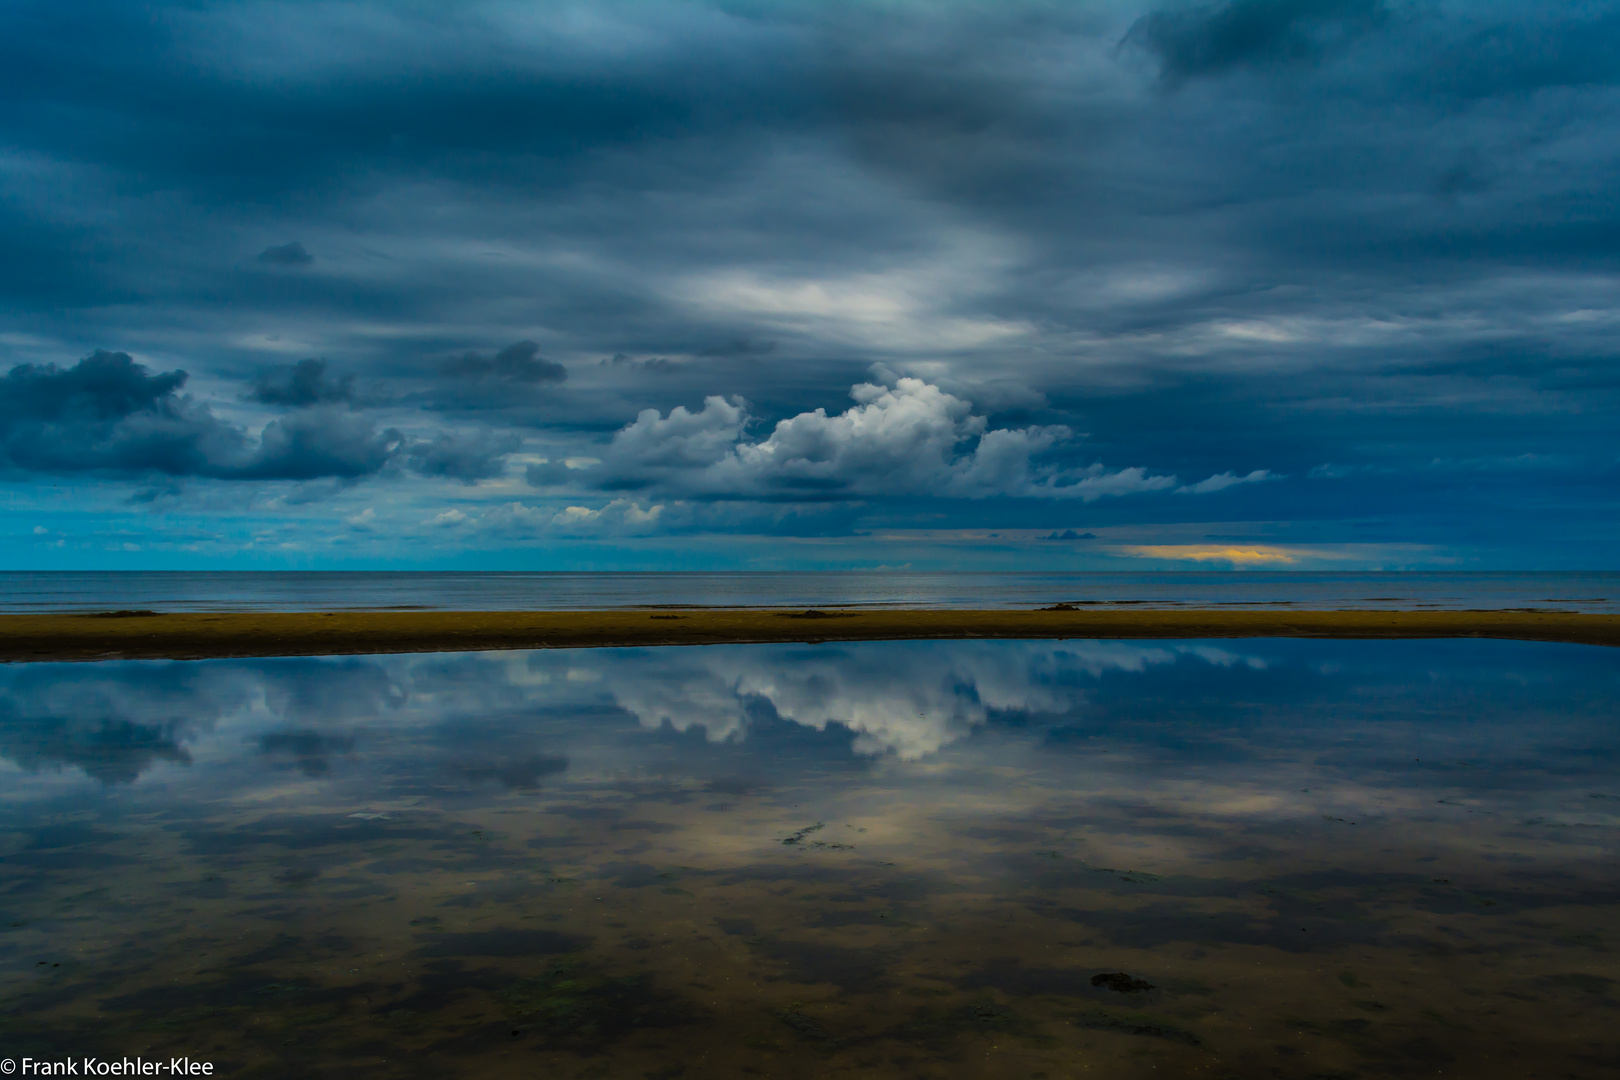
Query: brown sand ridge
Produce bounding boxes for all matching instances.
[0,607,1616,662]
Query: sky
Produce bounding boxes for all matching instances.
[2,0,1617,571]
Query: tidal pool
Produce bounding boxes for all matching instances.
[1,639,1617,1079]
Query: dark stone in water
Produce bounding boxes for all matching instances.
[1091,972,1155,993]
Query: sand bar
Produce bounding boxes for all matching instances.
[1,608,1616,662]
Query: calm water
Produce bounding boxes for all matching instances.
[1,570,1618,613]
[2,638,1618,1078]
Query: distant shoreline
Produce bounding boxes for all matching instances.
[1,608,1616,662]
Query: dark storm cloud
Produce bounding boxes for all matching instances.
[603,352,679,374]
[1124,0,1389,82]
[1,351,233,477]
[0,1,1616,555]
[4,350,188,425]
[257,240,313,266]
[405,430,522,484]
[419,341,571,419]
[0,0,795,215]
[0,350,402,481]
[0,350,550,492]
[439,341,565,385]
[248,359,356,407]
[233,408,403,481]
[525,458,573,488]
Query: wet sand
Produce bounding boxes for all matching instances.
[0,607,1616,661]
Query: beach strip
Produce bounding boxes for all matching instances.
[0,608,1616,662]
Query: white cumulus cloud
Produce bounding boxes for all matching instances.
[593,377,1182,501]
[550,499,671,533]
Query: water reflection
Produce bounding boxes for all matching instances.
[1,639,1616,1079]
[614,642,1271,758]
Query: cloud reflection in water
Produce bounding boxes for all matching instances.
[608,641,1243,758]
[0,638,1608,801]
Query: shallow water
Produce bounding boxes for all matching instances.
[2,639,1617,1079]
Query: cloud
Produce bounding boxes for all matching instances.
[430,498,676,538]
[227,407,404,481]
[601,394,750,482]
[2,350,543,487]
[593,378,1180,502]
[1,350,236,476]
[248,358,356,407]
[602,352,678,373]
[257,240,313,266]
[524,458,575,487]
[425,495,851,540]
[405,429,521,484]
[550,499,672,534]
[440,340,566,384]
[0,350,402,482]
[1125,0,1389,83]
[1177,468,1280,494]
[1,2,1618,562]
[4,349,187,423]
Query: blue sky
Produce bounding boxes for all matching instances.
[2,0,1617,571]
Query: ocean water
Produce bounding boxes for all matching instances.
[2,637,1617,1078]
[1,569,1617,612]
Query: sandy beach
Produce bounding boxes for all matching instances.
[1,607,1616,661]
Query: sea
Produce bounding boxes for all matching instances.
[0,569,1616,612]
